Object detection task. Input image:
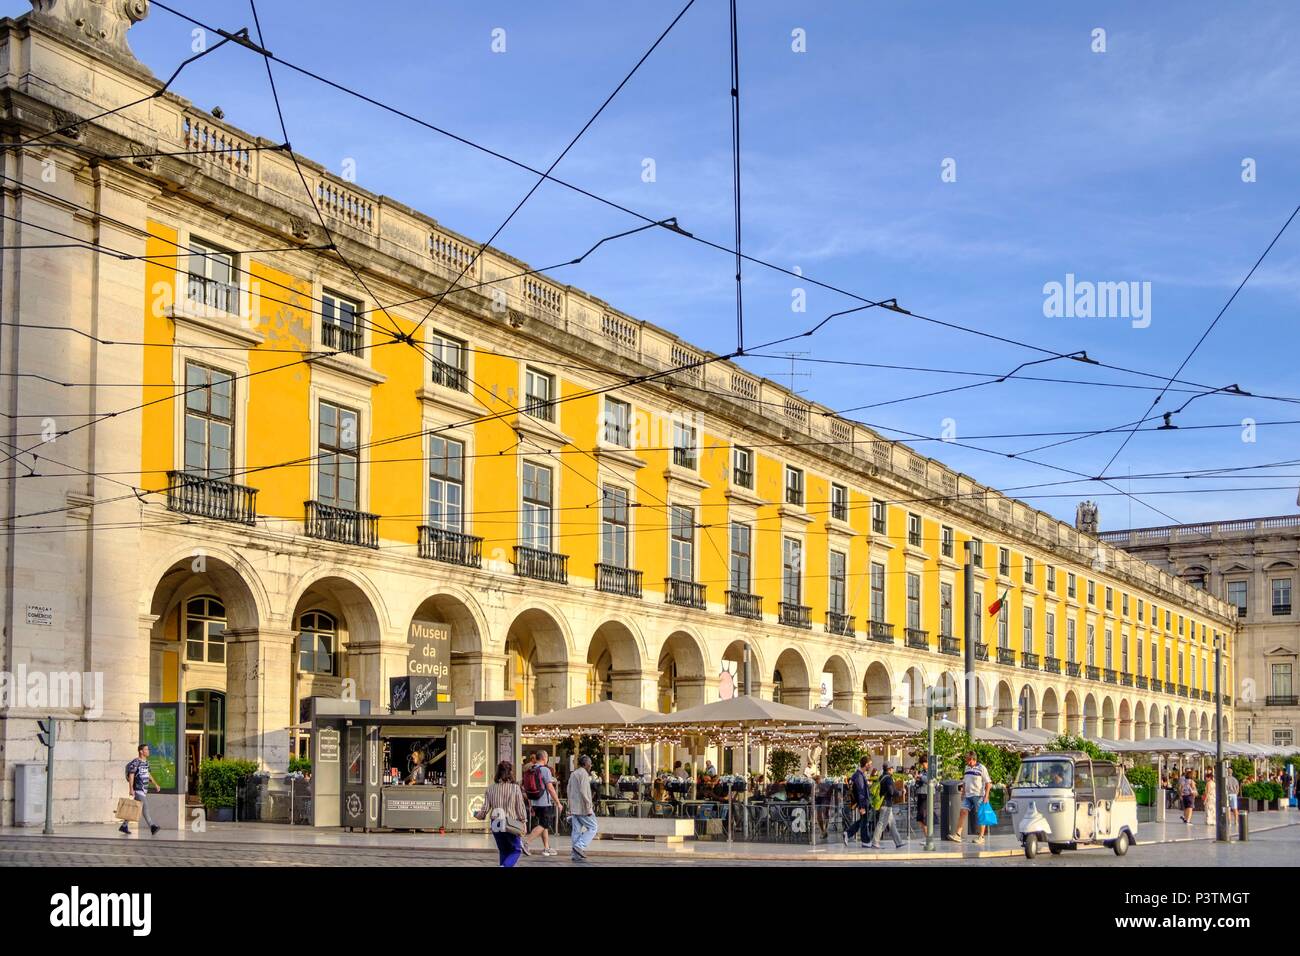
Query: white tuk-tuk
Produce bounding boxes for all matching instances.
[1006,751,1139,859]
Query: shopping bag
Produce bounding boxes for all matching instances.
[114,797,141,823]
[976,800,998,827]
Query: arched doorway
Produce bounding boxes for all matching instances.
[1119,699,1132,741]
[1018,685,1037,730]
[1102,697,1116,739]
[1065,691,1081,735]
[587,620,643,706]
[1083,694,1099,739]
[657,630,708,713]
[1041,688,1061,733]
[863,661,892,716]
[773,648,813,709]
[505,607,570,715]
[184,688,225,794]
[994,680,1015,729]
[901,666,927,721]
[1134,701,1147,741]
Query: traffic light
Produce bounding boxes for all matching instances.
[37,717,56,749]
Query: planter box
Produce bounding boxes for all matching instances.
[1269,799,1280,811]
[1255,799,1269,813]
[209,807,234,822]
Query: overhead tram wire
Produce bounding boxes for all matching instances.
[728,0,744,352]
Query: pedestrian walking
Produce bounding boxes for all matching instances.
[913,756,930,837]
[867,763,905,849]
[476,761,529,867]
[1224,765,1240,830]
[1179,770,1197,824]
[1202,771,1216,827]
[844,756,873,847]
[120,743,160,836]
[567,754,598,862]
[949,751,991,844]
[521,750,561,856]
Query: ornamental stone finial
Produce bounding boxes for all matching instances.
[28,0,150,61]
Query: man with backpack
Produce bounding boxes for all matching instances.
[522,750,561,857]
[844,756,873,847]
[867,763,906,849]
[120,743,160,836]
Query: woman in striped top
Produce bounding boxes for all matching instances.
[480,760,529,867]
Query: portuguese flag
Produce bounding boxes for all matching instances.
[988,588,1010,617]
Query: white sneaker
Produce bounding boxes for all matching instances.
[542,848,558,856]
[946,834,962,842]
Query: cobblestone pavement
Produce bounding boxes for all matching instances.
[1,824,1294,867]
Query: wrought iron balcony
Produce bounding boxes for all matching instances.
[665,578,706,610]
[867,620,894,644]
[513,545,568,584]
[430,359,468,392]
[304,500,378,548]
[186,273,238,314]
[825,611,855,637]
[940,635,960,656]
[1043,656,1061,674]
[1150,678,1163,693]
[166,471,257,525]
[1086,665,1101,681]
[1021,651,1040,670]
[995,646,1015,666]
[595,563,642,599]
[322,320,363,354]
[418,525,482,568]
[1120,672,1134,687]
[1223,693,1233,705]
[779,603,812,629]
[975,642,989,662]
[906,628,930,650]
[1066,661,1082,678]
[1135,675,1149,690]
[1177,684,1189,698]
[726,591,763,621]
[671,446,697,469]
[1103,668,1118,684]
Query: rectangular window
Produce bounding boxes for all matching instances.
[1046,613,1056,658]
[1178,615,1184,636]
[782,537,803,606]
[1138,640,1144,675]
[871,500,887,535]
[1105,587,1113,611]
[940,582,954,636]
[1047,566,1056,593]
[1022,606,1033,648]
[1067,572,1077,599]
[906,573,921,630]
[1275,729,1294,748]
[998,548,1010,577]
[785,466,805,506]
[600,485,629,568]
[187,238,237,313]
[829,551,847,615]
[521,461,553,549]
[427,436,464,532]
[998,602,1009,648]
[973,589,983,643]
[321,290,362,353]
[970,538,983,567]
[1024,556,1034,585]
[317,400,359,510]
[1165,609,1171,631]
[672,421,697,469]
[183,361,234,478]
[1122,634,1129,673]
[908,513,922,547]
[1138,598,1145,620]
[733,446,754,489]
[1122,593,1130,617]
[428,331,467,390]
[1165,646,1171,682]
[1087,625,1096,665]
[831,483,848,522]
[1273,579,1293,615]
[730,523,752,593]
[1105,629,1113,669]
[1067,619,1076,661]
[1272,663,1293,699]
[670,506,695,580]
[1151,643,1158,678]
[941,525,954,558]
[870,562,885,621]
[1087,580,1096,605]
[1226,580,1247,616]
[604,398,631,447]
[524,367,555,422]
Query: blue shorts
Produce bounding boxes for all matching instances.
[962,795,981,814]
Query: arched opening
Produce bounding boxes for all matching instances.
[1018,685,1037,730]
[1041,688,1061,733]
[1134,701,1147,741]
[657,630,707,713]
[409,592,483,709]
[901,666,927,721]
[936,672,961,717]
[1162,706,1172,738]
[994,681,1015,729]
[505,607,570,715]
[1065,691,1081,735]
[1102,697,1116,739]
[821,654,855,711]
[863,661,892,716]
[1119,699,1132,741]
[1176,708,1187,738]
[773,648,813,710]
[587,620,643,706]
[1200,712,1210,741]
[1187,709,1199,742]
[719,640,761,700]
[1083,694,1099,739]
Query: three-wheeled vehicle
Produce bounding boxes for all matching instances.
[1006,751,1139,859]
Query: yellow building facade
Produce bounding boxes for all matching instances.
[0,2,1236,822]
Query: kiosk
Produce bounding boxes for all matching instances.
[305,697,520,831]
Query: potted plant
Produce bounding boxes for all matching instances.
[197,758,258,822]
[785,774,813,800]
[1269,781,1283,811]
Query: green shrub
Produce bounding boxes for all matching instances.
[769,748,801,781]
[1230,757,1253,782]
[1046,734,1118,763]
[907,727,1021,783]
[1125,764,1157,801]
[288,755,312,774]
[197,758,258,812]
[826,739,867,777]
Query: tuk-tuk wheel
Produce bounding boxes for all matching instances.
[1023,833,1040,859]
[1048,843,1065,855]
[1112,831,1130,856]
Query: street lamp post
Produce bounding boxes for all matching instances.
[1214,634,1228,842]
[963,540,975,741]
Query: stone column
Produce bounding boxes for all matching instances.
[533,662,590,713]
[609,669,658,710]
[832,689,858,713]
[223,627,295,771]
[452,651,508,706]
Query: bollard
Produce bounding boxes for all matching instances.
[1238,809,1249,842]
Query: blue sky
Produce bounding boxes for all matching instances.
[118,0,1300,529]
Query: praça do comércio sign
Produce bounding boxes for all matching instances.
[408,619,450,702]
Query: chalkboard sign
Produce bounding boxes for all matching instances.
[390,675,438,713]
[389,676,410,713]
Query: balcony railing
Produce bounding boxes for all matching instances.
[1200,689,1212,702]
[1102,668,1117,684]
[595,564,642,599]
[996,646,1016,666]
[1044,656,1061,674]
[304,500,379,548]
[1066,661,1082,678]
[1150,678,1163,693]
[779,603,812,629]
[826,611,855,637]
[1086,665,1101,681]
[186,273,238,314]
[726,591,763,621]
[1120,672,1134,687]
[940,635,960,656]
[1223,693,1233,705]
[1021,651,1040,670]
[431,359,468,392]
[1177,684,1189,698]
[418,525,482,568]
[671,447,697,469]
[868,621,894,644]
[165,471,257,525]
[1136,675,1149,690]
[1273,604,1292,616]
[665,578,706,610]
[513,545,568,584]
[322,320,363,354]
[975,642,989,662]
[906,628,929,650]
